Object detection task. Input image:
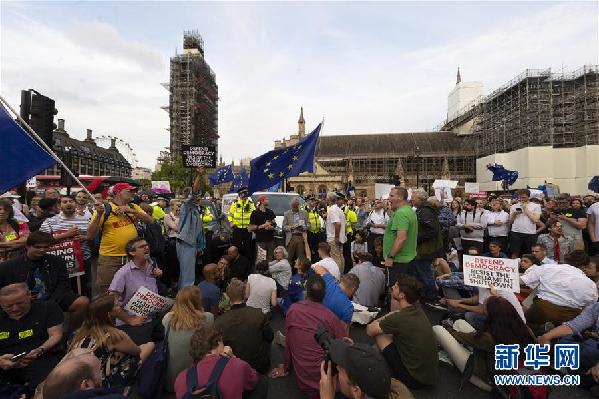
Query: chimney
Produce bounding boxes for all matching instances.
[86,129,93,141]
[110,138,117,148]
[57,119,65,131]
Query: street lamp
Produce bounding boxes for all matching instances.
[415,146,421,189]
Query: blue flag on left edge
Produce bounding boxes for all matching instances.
[209,164,234,186]
[248,123,321,194]
[0,104,56,193]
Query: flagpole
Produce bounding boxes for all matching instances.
[0,94,97,201]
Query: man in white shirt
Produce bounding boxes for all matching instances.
[509,189,542,259]
[365,199,389,257]
[348,252,385,307]
[520,258,598,334]
[325,192,347,276]
[314,242,341,281]
[588,201,599,256]
[484,197,509,253]
[530,243,557,265]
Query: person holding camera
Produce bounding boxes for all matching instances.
[269,274,346,396]
[319,339,400,399]
[508,189,541,258]
[455,199,486,255]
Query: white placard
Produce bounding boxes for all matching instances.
[432,179,458,189]
[435,187,453,203]
[463,255,520,293]
[26,177,37,189]
[375,183,394,200]
[151,181,171,194]
[464,182,479,194]
[529,189,544,200]
[123,286,174,317]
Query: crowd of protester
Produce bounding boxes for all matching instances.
[1,169,599,399]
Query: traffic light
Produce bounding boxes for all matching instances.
[20,90,57,148]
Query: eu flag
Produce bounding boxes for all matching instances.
[0,103,56,193]
[209,164,234,186]
[248,123,321,194]
[487,163,518,185]
[229,167,249,193]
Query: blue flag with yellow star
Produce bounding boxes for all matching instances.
[248,123,321,194]
[209,164,234,186]
[229,167,249,193]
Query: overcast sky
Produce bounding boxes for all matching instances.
[1,1,597,169]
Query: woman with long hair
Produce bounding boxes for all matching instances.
[0,199,29,262]
[450,199,462,217]
[162,286,214,392]
[433,296,536,391]
[69,295,154,392]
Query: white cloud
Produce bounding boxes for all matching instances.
[0,8,169,168]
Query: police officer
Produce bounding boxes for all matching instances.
[343,197,358,271]
[228,187,255,259]
[200,203,214,242]
[306,196,323,262]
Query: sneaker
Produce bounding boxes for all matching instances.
[423,300,448,312]
[274,330,286,347]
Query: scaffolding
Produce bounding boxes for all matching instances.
[169,31,219,157]
[474,66,599,157]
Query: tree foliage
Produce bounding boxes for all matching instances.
[151,157,191,195]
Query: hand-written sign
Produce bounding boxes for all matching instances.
[463,255,520,293]
[47,237,84,278]
[123,286,174,317]
[182,145,217,168]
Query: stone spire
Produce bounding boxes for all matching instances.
[441,157,451,179]
[298,107,305,138]
[456,66,462,85]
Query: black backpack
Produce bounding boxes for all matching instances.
[137,327,169,399]
[183,356,230,399]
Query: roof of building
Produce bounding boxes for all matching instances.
[53,131,131,166]
[316,131,475,158]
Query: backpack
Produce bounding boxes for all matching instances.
[137,327,170,399]
[90,203,112,256]
[183,356,230,399]
[141,221,167,262]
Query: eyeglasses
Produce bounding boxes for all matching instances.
[135,244,149,249]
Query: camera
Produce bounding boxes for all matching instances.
[314,324,337,375]
[515,207,522,212]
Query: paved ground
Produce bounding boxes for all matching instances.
[160,307,593,399]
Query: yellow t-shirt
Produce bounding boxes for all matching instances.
[91,203,143,256]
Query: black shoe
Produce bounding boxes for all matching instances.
[423,299,447,311]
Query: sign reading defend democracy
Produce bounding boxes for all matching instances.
[124,286,174,317]
[463,255,520,293]
[181,145,217,168]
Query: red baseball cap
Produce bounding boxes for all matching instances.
[257,194,267,203]
[112,182,137,195]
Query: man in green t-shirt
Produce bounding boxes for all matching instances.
[383,187,418,286]
[366,273,439,389]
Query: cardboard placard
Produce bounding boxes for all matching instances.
[47,237,85,278]
[123,286,174,317]
[181,145,217,168]
[463,255,520,293]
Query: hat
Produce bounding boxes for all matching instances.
[329,340,391,398]
[256,194,267,203]
[112,183,137,195]
[335,192,346,200]
[0,192,20,199]
[156,197,167,201]
[237,187,249,195]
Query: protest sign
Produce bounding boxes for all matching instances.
[47,237,84,278]
[432,179,458,189]
[151,181,171,194]
[181,145,217,168]
[435,187,453,203]
[465,182,479,194]
[124,286,174,317]
[463,255,520,293]
[375,183,394,199]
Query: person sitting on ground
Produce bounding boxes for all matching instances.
[0,198,30,262]
[269,275,347,396]
[348,252,386,308]
[518,254,542,297]
[520,250,598,335]
[198,263,221,315]
[312,265,360,332]
[174,324,268,399]
[215,255,233,291]
[313,242,340,280]
[481,240,507,259]
[319,339,397,399]
[536,220,575,263]
[0,231,89,330]
[215,279,273,374]
[69,295,154,392]
[108,237,164,344]
[162,286,213,392]
[350,231,368,263]
[371,237,385,268]
[582,256,599,285]
[530,242,558,265]
[0,283,64,390]
[280,257,312,315]
[42,352,126,399]
[434,296,536,392]
[268,246,292,295]
[227,246,251,281]
[366,274,438,389]
[246,261,277,314]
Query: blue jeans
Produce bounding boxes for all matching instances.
[557,334,599,372]
[176,240,196,288]
[410,259,438,301]
[465,311,487,331]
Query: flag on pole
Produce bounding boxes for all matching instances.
[229,167,249,193]
[248,123,321,194]
[487,163,518,185]
[209,164,234,186]
[267,182,281,192]
[0,103,56,193]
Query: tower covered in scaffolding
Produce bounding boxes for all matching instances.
[167,31,218,157]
